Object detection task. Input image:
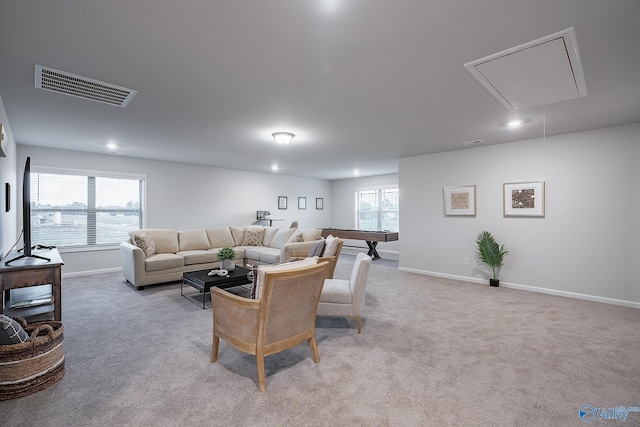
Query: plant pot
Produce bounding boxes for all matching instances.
[220,259,235,271]
[489,279,500,287]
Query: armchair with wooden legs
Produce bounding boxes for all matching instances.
[210,261,328,391]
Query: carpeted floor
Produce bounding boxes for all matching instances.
[1,255,639,426]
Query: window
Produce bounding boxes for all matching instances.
[355,187,399,232]
[31,168,145,249]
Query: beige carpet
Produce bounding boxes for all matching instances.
[1,255,639,426]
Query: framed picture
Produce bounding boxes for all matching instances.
[443,185,476,216]
[278,196,287,210]
[298,197,306,210]
[503,180,545,217]
[316,197,323,210]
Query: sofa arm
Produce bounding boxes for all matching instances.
[280,241,320,261]
[120,242,146,287]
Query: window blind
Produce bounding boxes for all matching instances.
[31,169,145,248]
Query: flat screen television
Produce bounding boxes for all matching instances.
[4,157,51,265]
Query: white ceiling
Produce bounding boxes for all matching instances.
[1,1,639,180]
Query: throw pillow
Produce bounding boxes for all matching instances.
[0,315,30,345]
[323,235,341,256]
[269,227,296,249]
[287,230,304,243]
[307,239,325,257]
[253,257,318,300]
[301,228,323,242]
[243,228,265,246]
[133,232,156,258]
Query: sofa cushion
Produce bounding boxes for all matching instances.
[178,229,210,251]
[230,226,246,246]
[205,227,235,248]
[301,228,323,242]
[0,314,30,345]
[243,247,270,260]
[319,279,353,304]
[262,227,279,246]
[259,248,282,264]
[145,253,184,272]
[133,232,156,258]
[287,230,304,243]
[178,250,217,266]
[253,257,318,299]
[269,227,296,249]
[323,235,341,256]
[131,229,179,254]
[243,228,265,246]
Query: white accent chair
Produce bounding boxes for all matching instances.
[316,253,372,333]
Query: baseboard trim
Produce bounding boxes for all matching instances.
[398,267,640,310]
[62,267,122,278]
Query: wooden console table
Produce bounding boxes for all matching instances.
[0,248,64,321]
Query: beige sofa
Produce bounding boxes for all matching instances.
[120,226,323,289]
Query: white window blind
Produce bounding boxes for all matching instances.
[355,187,399,232]
[31,169,145,248]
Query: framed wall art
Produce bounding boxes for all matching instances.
[278,196,288,210]
[443,185,476,216]
[298,197,306,210]
[316,198,323,210]
[503,180,545,217]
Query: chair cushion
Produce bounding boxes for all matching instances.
[133,232,156,258]
[253,257,318,299]
[323,235,341,256]
[178,229,210,251]
[319,279,353,304]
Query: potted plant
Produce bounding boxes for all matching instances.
[217,247,236,271]
[475,230,508,287]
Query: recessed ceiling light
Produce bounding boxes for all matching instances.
[353,169,360,176]
[507,119,524,128]
[271,165,279,171]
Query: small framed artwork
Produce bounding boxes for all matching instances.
[503,180,545,217]
[278,196,288,210]
[298,197,306,210]
[443,185,476,216]
[316,198,323,210]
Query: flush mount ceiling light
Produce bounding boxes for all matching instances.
[272,132,295,145]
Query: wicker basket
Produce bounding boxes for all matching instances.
[0,318,65,400]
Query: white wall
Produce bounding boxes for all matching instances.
[399,123,640,307]
[0,93,17,259]
[330,174,399,254]
[16,145,331,274]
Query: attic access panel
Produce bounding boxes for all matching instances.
[464,28,587,110]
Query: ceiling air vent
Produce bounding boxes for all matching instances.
[35,65,137,107]
[464,28,587,110]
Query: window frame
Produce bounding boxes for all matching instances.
[30,166,147,253]
[354,185,399,232]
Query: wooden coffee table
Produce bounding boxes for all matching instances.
[181,266,252,309]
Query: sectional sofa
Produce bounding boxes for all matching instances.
[120,225,323,289]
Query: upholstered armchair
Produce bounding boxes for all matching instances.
[317,253,372,333]
[210,261,328,391]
